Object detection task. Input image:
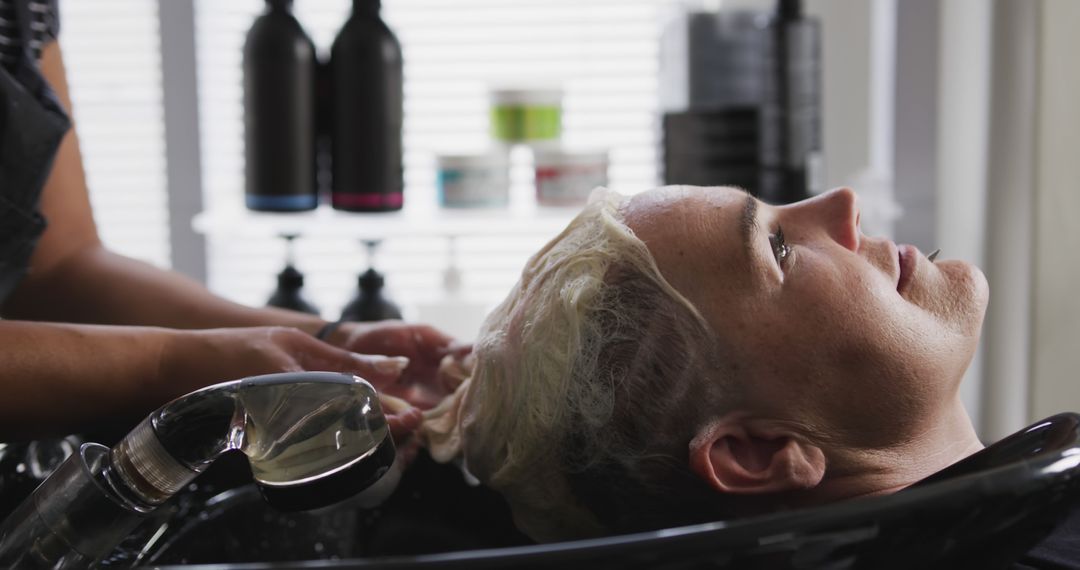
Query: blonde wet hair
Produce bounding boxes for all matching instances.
[422,188,735,541]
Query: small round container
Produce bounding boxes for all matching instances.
[490,88,562,144]
[436,153,510,208]
[534,149,609,207]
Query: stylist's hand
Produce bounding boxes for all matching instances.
[155,327,420,430]
[328,321,471,409]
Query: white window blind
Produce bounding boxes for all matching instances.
[195,0,674,327]
[59,0,170,268]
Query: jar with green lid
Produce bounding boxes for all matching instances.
[489,88,562,144]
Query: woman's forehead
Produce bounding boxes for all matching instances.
[625,187,753,294]
[626,186,746,237]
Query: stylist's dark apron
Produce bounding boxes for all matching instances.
[0,0,70,307]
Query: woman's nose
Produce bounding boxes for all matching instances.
[795,187,860,251]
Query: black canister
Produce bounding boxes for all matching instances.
[243,0,318,212]
[329,0,404,212]
[660,0,821,204]
[759,0,822,204]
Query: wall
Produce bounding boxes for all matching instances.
[892,0,939,251]
[979,0,1038,441]
[934,0,993,431]
[804,0,872,190]
[1030,0,1080,420]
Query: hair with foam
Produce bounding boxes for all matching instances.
[422,188,736,541]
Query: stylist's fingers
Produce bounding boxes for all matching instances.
[285,330,411,386]
[387,409,423,442]
[317,352,411,388]
[343,321,456,361]
[346,354,411,388]
[379,393,424,450]
[380,389,427,467]
[446,341,473,360]
[283,329,422,440]
[406,324,457,354]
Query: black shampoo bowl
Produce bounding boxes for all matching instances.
[133,413,1080,569]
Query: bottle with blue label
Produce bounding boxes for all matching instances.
[243,0,319,211]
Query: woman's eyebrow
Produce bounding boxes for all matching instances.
[740,192,759,257]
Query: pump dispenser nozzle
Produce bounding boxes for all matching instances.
[340,240,403,322]
[267,233,320,315]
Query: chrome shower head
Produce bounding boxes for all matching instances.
[0,371,396,567]
[112,371,396,512]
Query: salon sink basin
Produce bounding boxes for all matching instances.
[15,414,1080,569]
[108,452,530,566]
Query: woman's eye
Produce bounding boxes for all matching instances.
[769,226,791,266]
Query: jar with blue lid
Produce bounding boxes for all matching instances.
[436,153,510,208]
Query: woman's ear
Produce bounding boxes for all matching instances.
[689,414,826,495]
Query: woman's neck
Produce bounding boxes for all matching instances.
[810,399,984,504]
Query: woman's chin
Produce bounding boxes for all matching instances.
[941,259,990,337]
[958,259,990,313]
[907,258,989,339]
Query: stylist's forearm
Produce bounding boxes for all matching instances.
[0,320,172,440]
[4,245,326,332]
[11,41,323,334]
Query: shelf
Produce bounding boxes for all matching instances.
[192,202,582,241]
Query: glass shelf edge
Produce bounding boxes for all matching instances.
[191,205,582,240]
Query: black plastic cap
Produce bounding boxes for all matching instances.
[777,0,802,20]
[277,265,305,289]
[359,268,385,291]
[352,0,382,13]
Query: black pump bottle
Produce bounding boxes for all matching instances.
[243,0,318,212]
[340,241,402,322]
[329,0,404,212]
[267,266,321,315]
[340,268,403,322]
[266,235,320,315]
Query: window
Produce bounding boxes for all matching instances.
[59,0,170,268]
[194,0,672,328]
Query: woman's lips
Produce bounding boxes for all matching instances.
[897,244,918,294]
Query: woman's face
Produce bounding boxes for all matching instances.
[624,186,988,448]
